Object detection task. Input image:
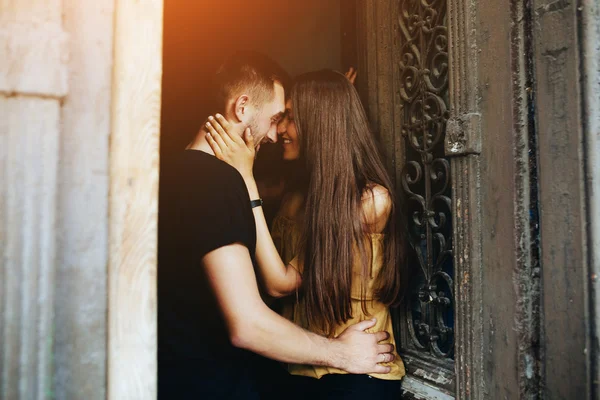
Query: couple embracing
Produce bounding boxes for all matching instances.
[158,51,405,399]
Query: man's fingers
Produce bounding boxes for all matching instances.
[378,352,395,363]
[350,318,377,332]
[377,343,395,356]
[373,330,390,342]
[373,365,392,374]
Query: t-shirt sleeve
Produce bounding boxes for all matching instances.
[193,175,254,260]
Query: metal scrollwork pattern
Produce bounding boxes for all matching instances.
[399,0,454,359]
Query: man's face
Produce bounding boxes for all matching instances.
[248,82,285,151]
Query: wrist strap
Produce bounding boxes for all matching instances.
[250,199,263,209]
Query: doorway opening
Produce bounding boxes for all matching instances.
[157,0,358,382]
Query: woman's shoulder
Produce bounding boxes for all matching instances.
[361,184,392,233]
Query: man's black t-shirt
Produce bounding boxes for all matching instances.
[158,149,260,397]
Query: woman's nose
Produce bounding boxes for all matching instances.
[277,120,287,135]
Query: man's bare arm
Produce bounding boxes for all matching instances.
[202,243,394,373]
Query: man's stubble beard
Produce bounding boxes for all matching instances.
[247,115,263,153]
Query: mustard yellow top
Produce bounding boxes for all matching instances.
[271,214,302,265]
[272,213,405,381]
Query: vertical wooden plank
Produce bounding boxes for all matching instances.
[0,97,60,400]
[508,0,544,397]
[582,1,600,397]
[477,0,521,397]
[532,0,590,397]
[451,154,484,400]
[355,0,403,178]
[53,1,115,399]
[356,0,380,129]
[390,0,405,194]
[373,0,401,178]
[107,0,163,398]
[446,0,485,397]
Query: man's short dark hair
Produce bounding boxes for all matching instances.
[213,51,290,111]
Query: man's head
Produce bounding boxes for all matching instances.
[212,51,288,148]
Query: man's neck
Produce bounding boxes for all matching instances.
[186,128,215,156]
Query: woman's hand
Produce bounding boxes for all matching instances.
[205,114,256,181]
[344,67,358,85]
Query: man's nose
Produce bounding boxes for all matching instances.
[267,126,278,143]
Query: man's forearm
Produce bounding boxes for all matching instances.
[232,302,345,369]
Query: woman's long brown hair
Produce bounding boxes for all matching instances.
[291,70,403,336]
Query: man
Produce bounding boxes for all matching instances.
[158,51,394,399]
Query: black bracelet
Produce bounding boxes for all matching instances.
[250,199,263,209]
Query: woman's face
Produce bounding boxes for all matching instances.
[277,99,300,161]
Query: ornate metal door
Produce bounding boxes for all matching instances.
[397,0,455,396]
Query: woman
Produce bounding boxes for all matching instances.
[205,70,405,399]
[264,66,356,262]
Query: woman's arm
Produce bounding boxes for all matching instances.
[243,178,302,297]
[205,115,301,297]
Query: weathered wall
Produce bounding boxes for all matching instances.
[1,0,116,398]
[1,96,61,400]
[1,1,68,398]
[53,1,114,398]
[2,0,162,398]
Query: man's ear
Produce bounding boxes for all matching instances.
[234,94,250,123]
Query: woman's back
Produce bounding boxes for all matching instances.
[277,184,405,380]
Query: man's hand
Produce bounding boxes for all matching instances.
[333,318,395,374]
[205,114,256,181]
